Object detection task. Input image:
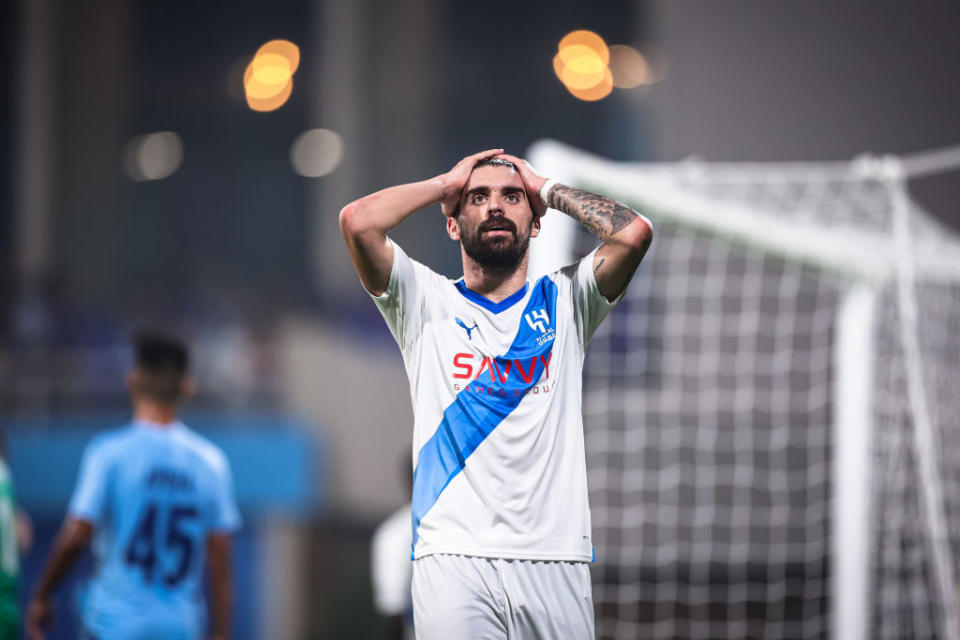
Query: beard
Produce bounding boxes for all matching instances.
[459,217,531,272]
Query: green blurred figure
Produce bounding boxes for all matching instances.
[0,448,22,640]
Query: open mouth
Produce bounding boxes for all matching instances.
[481,222,516,237]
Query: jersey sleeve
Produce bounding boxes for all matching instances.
[369,239,429,351]
[68,437,112,525]
[208,454,241,533]
[565,247,624,347]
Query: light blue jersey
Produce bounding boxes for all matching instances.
[69,420,240,640]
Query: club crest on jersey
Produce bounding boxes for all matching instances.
[455,317,479,340]
[525,309,556,346]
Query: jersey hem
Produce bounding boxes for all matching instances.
[413,546,593,563]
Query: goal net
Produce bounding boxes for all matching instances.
[528,140,960,640]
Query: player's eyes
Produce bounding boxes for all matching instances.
[471,194,487,204]
[506,193,521,204]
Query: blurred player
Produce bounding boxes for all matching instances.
[339,149,652,638]
[26,330,240,640]
[370,455,414,640]
[0,434,30,640]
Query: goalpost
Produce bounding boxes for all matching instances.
[528,140,960,640]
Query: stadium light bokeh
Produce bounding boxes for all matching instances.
[553,30,612,101]
[121,131,184,181]
[252,53,294,84]
[553,30,656,101]
[559,29,610,63]
[245,74,294,112]
[257,39,300,72]
[566,68,614,101]
[609,44,650,89]
[243,39,300,112]
[554,45,607,89]
[290,128,344,178]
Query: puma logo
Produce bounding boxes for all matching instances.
[456,318,479,340]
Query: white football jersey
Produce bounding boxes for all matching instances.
[371,240,619,562]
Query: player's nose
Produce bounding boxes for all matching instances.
[486,194,504,214]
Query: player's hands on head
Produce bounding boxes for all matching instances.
[440,148,504,217]
[495,153,548,219]
[26,596,54,640]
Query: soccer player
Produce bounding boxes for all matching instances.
[26,331,240,640]
[339,149,653,638]
[0,436,27,640]
[371,501,414,640]
[370,456,414,640]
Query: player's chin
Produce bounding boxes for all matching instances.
[480,232,516,245]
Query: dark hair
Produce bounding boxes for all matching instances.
[132,329,189,403]
[473,157,516,171]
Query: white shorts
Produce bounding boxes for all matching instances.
[411,554,594,640]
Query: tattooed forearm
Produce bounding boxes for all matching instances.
[547,184,639,241]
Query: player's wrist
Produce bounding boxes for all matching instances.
[435,173,461,201]
[539,178,558,207]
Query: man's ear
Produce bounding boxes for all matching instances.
[180,376,196,400]
[446,216,461,241]
[125,370,139,395]
[531,215,541,238]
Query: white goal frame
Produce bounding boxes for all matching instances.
[528,139,960,640]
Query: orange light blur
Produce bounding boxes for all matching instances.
[564,68,613,101]
[242,39,300,112]
[553,30,616,102]
[558,30,609,65]
[553,49,606,89]
[256,39,300,74]
[557,44,605,74]
[554,53,606,90]
[252,53,293,85]
[244,63,285,99]
[246,78,294,112]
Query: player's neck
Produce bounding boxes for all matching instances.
[460,253,529,302]
[133,400,179,426]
